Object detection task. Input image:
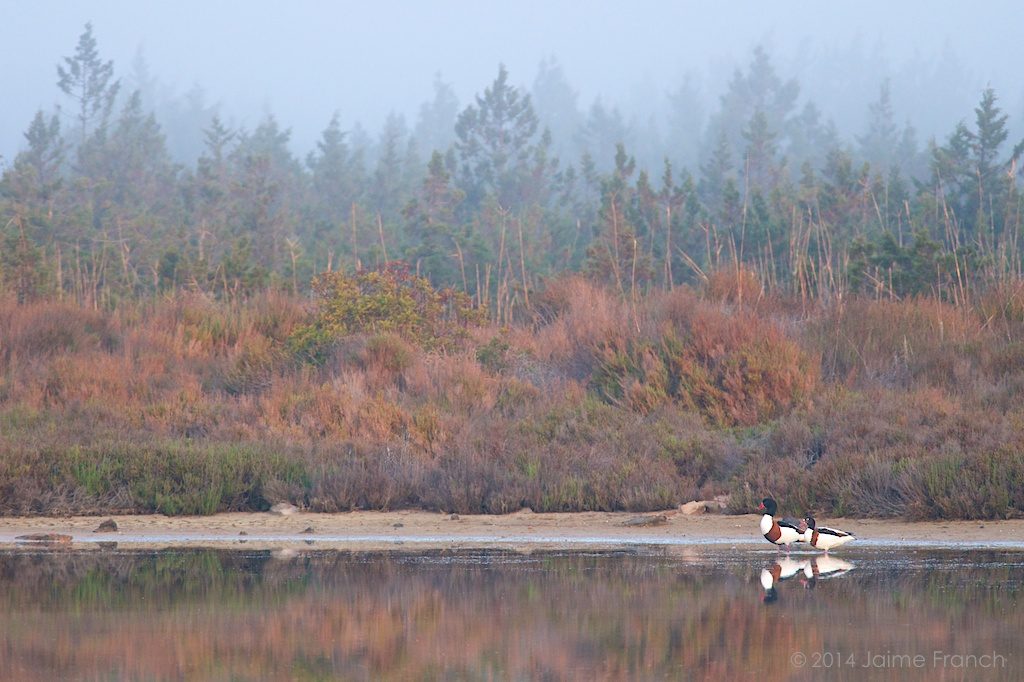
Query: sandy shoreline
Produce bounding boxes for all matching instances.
[0,509,1022,551]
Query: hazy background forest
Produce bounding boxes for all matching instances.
[3,4,1024,520]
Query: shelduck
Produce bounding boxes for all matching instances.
[758,498,807,551]
[802,516,856,553]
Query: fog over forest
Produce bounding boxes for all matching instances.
[7,2,1024,524]
[4,0,1024,310]
[2,0,1023,171]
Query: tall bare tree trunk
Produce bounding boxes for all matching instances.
[376,213,389,264]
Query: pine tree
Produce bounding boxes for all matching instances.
[531,56,582,163]
[787,102,837,172]
[414,74,459,158]
[229,116,302,275]
[191,115,236,278]
[665,75,704,171]
[74,91,181,292]
[3,111,65,218]
[818,148,872,241]
[0,113,66,301]
[370,113,410,229]
[403,151,467,288]
[57,23,120,143]
[741,109,779,196]
[707,46,798,169]
[578,98,630,173]
[970,88,1011,239]
[698,129,734,213]
[932,88,1023,249]
[305,114,359,265]
[454,64,541,211]
[584,144,652,292]
[857,80,900,173]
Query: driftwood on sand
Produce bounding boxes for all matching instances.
[16,533,73,544]
[622,514,669,527]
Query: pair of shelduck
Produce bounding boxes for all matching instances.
[758,497,855,552]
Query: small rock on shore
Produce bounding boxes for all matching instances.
[270,503,299,516]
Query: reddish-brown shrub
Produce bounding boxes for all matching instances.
[2,284,1024,520]
[589,289,817,426]
[704,266,763,306]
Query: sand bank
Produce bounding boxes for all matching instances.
[0,510,1021,551]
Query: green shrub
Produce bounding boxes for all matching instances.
[476,335,510,373]
[290,263,482,363]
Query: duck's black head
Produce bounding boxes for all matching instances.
[758,498,778,515]
[804,516,817,530]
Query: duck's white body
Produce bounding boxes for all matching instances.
[803,522,856,552]
[760,513,803,547]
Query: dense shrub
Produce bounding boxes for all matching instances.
[588,290,817,426]
[2,283,1024,519]
[289,263,482,363]
[0,438,307,516]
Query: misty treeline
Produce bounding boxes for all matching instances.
[2,24,1023,312]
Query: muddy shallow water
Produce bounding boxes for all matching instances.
[0,546,1019,680]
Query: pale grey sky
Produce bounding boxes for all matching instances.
[2,0,1022,163]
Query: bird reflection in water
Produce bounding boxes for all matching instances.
[800,555,854,588]
[760,556,855,603]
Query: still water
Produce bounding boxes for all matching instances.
[0,546,1019,680]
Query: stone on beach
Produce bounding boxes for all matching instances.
[680,501,708,515]
[270,503,299,516]
[94,519,119,532]
[680,497,729,515]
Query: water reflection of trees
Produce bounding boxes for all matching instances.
[0,549,1019,680]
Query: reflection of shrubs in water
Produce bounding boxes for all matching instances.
[0,548,1015,614]
[0,551,285,609]
[0,549,1021,680]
